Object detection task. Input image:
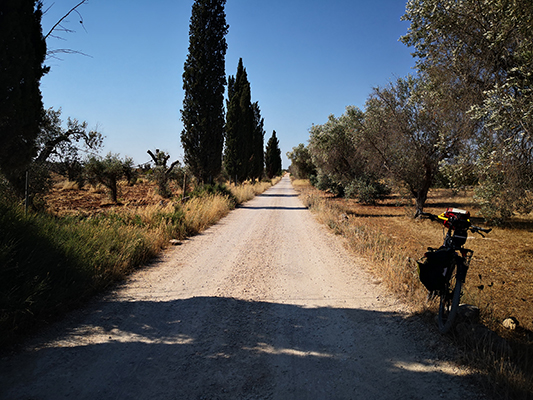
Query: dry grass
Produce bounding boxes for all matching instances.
[295,179,533,399]
[228,178,279,203]
[183,195,233,235]
[1,175,283,347]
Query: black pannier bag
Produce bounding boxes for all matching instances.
[417,247,455,291]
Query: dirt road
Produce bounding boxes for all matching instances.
[0,176,483,399]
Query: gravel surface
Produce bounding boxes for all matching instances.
[0,176,485,399]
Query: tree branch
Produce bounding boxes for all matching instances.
[45,0,89,40]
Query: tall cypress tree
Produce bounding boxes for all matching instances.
[224,58,253,182]
[265,130,282,178]
[250,101,265,181]
[181,0,228,183]
[0,0,48,193]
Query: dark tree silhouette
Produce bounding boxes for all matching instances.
[0,0,49,194]
[250,101,265,181]
[265,130,282,179]
[224,58,253,182]
[181,0,228,183]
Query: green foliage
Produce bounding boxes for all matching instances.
[250,101,265,181]
[401,0,533,219]
[345,178,391,205]
[181,0,228,183]
[436,155,478,193]
[313,172,344,197]
[363,75,475,214]
[146,150,183,198]
[0,0,49,195]
[287,143,316,179]
[224,58,253,182]
[473,141,533,223]
[122,156,138,186]
[189,182,237,207]
[85,153,125,202]
[0,200,160,345]
[265,130,282,178]
[224,59,265,182]
[308,106,370,193]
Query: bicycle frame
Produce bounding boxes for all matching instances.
[419,208,490,333]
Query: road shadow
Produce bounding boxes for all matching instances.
[257,193,299,198]
[238,205,308,211]
[0,297,481,400]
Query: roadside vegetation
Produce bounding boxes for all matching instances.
[292,178,533,400]
[287,3,533,395]
[1,0,286,350]
[0,175,281,348]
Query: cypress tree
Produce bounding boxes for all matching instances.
[265,130,282,178]
[224,58,253,182]
[250,101,265,181]
[181,0,228,183]
[0,0,49,193]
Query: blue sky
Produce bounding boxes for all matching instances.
[40,0,415,168]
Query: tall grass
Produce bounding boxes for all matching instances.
[301,190,426,305]
[298,182,533,400]
[1,179,278,347]
[229,179,278,203]
[0,201,162,345]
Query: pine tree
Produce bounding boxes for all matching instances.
[0,0,49,193]
[181,0,228,183]
[265,130,282,179]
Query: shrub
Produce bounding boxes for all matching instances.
[345,178,391,204]
[190,183,236,206]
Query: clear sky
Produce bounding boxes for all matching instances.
[40,0,415,169]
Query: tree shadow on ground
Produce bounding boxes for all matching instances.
[0,297,482,400]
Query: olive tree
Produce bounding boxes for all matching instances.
[363,75,475,215]
[401,0,533,220]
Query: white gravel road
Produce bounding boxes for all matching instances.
[0,176,484,399]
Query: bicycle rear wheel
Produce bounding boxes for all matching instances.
[438,266,462,333]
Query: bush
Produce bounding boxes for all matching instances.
[0,201,162,345]
[189,183,236,206]
[345,178,391,204]
[312,172,344,197]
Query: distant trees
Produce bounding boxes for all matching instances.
[0,0,49,195]
[181,0,229,183]
[307,106,389,203]
[147,149,181,198]
[265,131,282,179]
[297,0,533,221]
[287,143,315,180]
[224,58,265,182]
[85,153,127,203]
[250,102,265,181]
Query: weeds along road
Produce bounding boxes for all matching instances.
[0,176,483,400]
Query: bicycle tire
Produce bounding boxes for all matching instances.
[438,267,462,333]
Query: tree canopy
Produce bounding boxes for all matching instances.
[265,131,282,179]
[0,0,49,194]
[181,0,228,183]
[224,58,265,182]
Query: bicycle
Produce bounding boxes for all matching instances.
[417,208,491,333]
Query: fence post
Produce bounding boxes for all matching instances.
[25,170,29,214]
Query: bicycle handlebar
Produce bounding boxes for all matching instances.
[470,225,492,237]
[419,211,491,236]
[419,212,439,222]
